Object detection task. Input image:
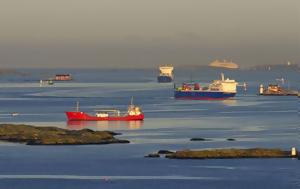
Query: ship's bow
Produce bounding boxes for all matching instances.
[65,112,87,121]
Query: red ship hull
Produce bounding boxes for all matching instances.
[66,112,144,121]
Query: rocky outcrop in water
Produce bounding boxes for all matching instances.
[144,153,160,158]
[165,148,291,159]
[190,138,212,141]
[157,150,174,154]
[0,124,129,145]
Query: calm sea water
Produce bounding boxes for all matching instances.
[0,68,299,189]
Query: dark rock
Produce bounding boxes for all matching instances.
[114,140,130,144]
[145,153,160,158]
[158,150,174,154]
[227,138,236,141]
[105,131,122,136]
[190,138,211,141]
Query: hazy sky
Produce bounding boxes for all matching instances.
[0,0,299,68]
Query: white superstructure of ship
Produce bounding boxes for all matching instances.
[174,73,239,100]
[209,73,238,93]
[157,65,174,83]
[159,65,174,77]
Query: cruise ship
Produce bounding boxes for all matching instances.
[174,73,238,100]
[209,60,239,69]
[157,65,174,83]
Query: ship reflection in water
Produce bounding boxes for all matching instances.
[221,99,238,106]
[66,120,144,130]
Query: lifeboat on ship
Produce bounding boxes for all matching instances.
[65,98,144,121]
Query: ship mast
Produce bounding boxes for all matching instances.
[221,73,225,81]
[130,96,134,106]
[76,101,80,112]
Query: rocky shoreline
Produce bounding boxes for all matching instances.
[146,148,298,159]
[165,148,293,159]
[0,124,129,145]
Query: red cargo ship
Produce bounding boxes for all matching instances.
[65,99,144,121]
[54,74,72,81]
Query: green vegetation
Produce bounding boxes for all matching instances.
[0,124,129,145]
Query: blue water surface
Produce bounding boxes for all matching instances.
[0,68,299,189]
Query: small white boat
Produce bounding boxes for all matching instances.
[11,112,19,116]
[40,79,54,86]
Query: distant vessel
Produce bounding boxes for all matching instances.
[209,60,239,69]
[259,84,298,96]
[174,73,238,100]
[251,62,299,71]
[157,65,174,83]
[54,74,72,81]
[39,79,54,86]
[11,112,19,117]
[66,98,144,121]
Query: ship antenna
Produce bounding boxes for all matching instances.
[221,73,225,81]
[131,96,134,106]
[243,82,247,93]
[189,74,194,83]
[76,101,80,112]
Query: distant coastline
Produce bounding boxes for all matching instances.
[0,68,18,75]
[248,62,300,71]
[1,63,299,74]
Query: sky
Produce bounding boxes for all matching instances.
[0,0,299,68]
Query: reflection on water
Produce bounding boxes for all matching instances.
[0,69,298,189]
[66,121,144,130]
[221,99,238,106]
